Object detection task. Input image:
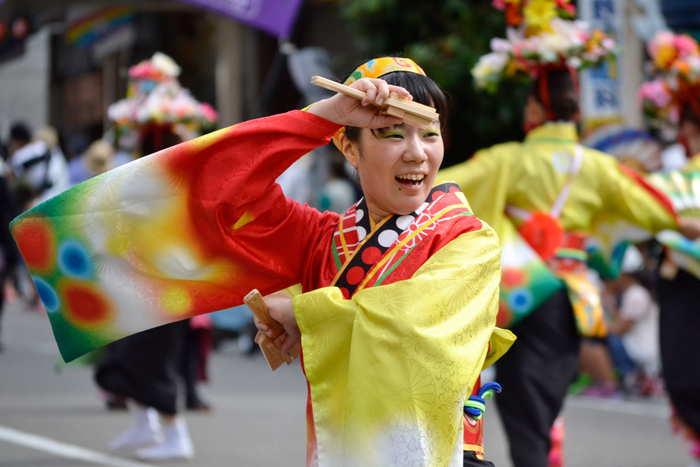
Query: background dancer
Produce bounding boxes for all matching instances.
[440,5,700,465]
[639,31,700,467]
[94,52,218,461]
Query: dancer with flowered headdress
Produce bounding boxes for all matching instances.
[91,52,219,461]
[441,3,700,466]
[10,54,514,466]
[108,51,218,150]
[638,30,700,467]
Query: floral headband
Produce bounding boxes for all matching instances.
[332,57,425,150]
[471,0,616,94]
[639,31,700,125]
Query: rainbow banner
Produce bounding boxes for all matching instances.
[66,7,134,48]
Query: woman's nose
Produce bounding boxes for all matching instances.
[403,135,428,162]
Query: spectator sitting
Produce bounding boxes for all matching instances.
[606,246,662,396]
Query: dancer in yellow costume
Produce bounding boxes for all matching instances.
[639,30,700,467]
[441,3,700,466]
[442,69,700,467]
[249,57,514,467]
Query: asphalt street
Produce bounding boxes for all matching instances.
[0,299,693,467]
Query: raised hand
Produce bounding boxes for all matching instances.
[308,78,412,129]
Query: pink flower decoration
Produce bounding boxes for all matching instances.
[492,0,506,11]
[512,43,523,57]
[129,62,155,79]
[554,0,576,15]
[199,103,219,123]
[639,80,671,108]
[673,34,700,57]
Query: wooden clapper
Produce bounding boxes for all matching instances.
[310,76,439,128]
[244,289,301,371]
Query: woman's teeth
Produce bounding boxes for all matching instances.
[396,174,425,186]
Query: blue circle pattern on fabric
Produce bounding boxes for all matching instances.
[58,240,93,279]
[508,288,533,314]
[32,276,60,313]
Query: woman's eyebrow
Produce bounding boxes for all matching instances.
[376,124,404,133]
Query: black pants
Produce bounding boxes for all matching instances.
[95,320,190,415]
[464,450,495,466]
[496,288,580,467]
[658,268,700,435]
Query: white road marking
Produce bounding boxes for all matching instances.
[565,396,671,419]
[0,425,155,467]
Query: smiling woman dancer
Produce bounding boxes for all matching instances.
[10,57,510,467]
[245,57,512,467]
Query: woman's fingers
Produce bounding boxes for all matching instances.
[353,78,412,107]
[279,328,301,355]
[253,315,272,337]
[374,80,391,105]
[363,83,378,107]
[388,84,412,100]
[307,77,413,127]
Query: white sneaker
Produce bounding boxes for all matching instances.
[108,406,162,451]
[136,418,194,461]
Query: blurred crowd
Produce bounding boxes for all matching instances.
[0,50,361,461]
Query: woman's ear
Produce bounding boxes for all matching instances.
[339,132,360,169]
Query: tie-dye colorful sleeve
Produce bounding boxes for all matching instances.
[11,110,342,362]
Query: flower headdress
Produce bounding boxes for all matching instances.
[108,52,218,142]
[639,31,700,125]
[472,0,616,93]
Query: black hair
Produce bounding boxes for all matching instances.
[10,123,31,144]
[531,69,580,122]
[340,62,450,145]
[139,125,182,156]
[680,99,700,126]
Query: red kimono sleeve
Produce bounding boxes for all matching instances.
[181,110,343,297]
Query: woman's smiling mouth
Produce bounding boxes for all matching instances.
[395,173,425,187]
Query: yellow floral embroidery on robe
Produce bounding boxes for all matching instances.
[294,226,502,467]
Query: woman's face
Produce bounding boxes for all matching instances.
[341,121,444,222]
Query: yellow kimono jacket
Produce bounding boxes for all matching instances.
[440,122,677,236]
[439,122,678,333]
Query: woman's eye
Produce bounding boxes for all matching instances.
[424,131,440,138]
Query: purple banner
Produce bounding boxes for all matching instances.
[175,0,304,38]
